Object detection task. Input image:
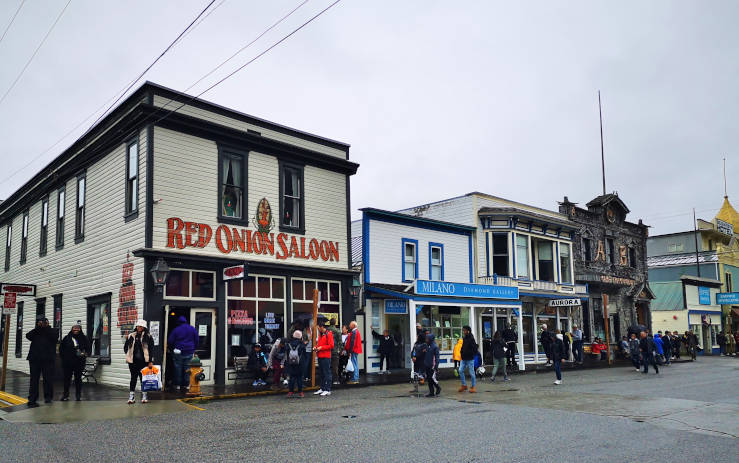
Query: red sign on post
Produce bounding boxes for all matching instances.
[3,292,17,310]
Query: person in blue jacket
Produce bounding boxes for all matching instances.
[168,316,199,393]
[424,333,441,397]
[653,333,664,364]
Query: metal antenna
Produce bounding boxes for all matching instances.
[724,157,728,198]
[599,91,606,196]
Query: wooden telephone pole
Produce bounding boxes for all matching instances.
[310,288,319,388]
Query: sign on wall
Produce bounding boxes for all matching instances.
[118,259,139,338]
[223,264,246,281]
[698,286,711,305]
[716,292,739,304]
[549,298,581,307]
[3,292,16,312]
[415,280,519,299]
[717,219,734,236]
[385,299,407,314]
[0,283,36,296]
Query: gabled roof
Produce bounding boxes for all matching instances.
[586,193,630,214]
[715,196,739,229]
[650,281,683,311]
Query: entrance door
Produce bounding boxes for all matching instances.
[191,308,217,385]
[385,314,410,369]
[481,314,494,365]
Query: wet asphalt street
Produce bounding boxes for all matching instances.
[0,356,736,462]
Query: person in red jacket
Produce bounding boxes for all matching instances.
[345,321,363,384]
[314,322,335,396]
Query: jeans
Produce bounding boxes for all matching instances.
[553,359,562,381]
[663,348,671,364]
[350,353,359,381]
[459,359,476,387]
[331,352,339,381]
[172,352,193,388]
[491,357,506,379]
[28,361,54,403]
[631,353,641,369]
[318,357,331,392]
[573,340,583,363]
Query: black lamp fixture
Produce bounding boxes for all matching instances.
[349,276,362,299]
[150,258,170,293]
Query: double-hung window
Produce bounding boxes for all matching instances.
[515,234,529,279]
[402,239,418,282]
[725,272,733,292]
[56,186,65,249]
[75,173,85,242]
[280,163,304,232]
[218,149,247,222]
[629,247,636,269]
[20,210,28,264]
[4,224,11,271]
[559,243,572,284]
[536,240,554,281]
[606,238,615,264]
[125,140,139,216]
[40,197,48,256]
[15,301,23,358]
[492,233,509,276]
[429,243,444,281]
[583,238,592,261]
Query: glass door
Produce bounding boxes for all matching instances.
[481,314,494,365]
[191,308,217,385]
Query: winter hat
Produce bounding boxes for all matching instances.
[556,333,564,341]
[542,324,547,330]
[293,330,302,339]
[135,319,148,329]
[254,343,262,350]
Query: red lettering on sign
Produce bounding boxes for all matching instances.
[198,223,212,248]
[276,233,288,260]
[289,236,299,259]
[215,225,233,254]
[232,228,246,253]
[319,240,330,261]
[185,222,198,247]
[251,231,262,254]
[300,237,307,258]
[167,217,185,249]
[309,239,320,260]
[224,267,243,278]
[262,233,274,255]
[328,241,340,262]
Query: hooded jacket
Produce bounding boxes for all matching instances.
[59,330,91,366]
[452,338,463,361]
[168,316,199,356]
[491,337,506,359]
[371,330,395,355]
[26,325,59,363]
[345,328,363,354]
[423,334,440,370]
[460,333,478,361]
[653,335,664,355]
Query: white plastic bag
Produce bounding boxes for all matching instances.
[345,358,355,373]
[141,365,162,391]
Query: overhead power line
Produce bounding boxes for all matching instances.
[0,0,27,46]
[0,0,72,107]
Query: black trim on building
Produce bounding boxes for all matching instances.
[278,160,305,235]
[55,185,65,250]
[145,124,154,248]
[39,195,49,257]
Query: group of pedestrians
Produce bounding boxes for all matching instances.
[716,330,739,356]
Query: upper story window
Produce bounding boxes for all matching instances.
[726,272,733,292]
[429,243,444,281]
[559,242,572,284]
[402,239,418,282]
[20,210,28,265]
[125,139,139,216]
[667,243,684,253]
[492,232,509,277]
[4,224,11,271]
[515,234,529,279]
[280,163,304,232]
[75,173,86,242]
[40,197,48,256]
[218,149,247,223]
[56,186,65,249]
[606,238,615,264]
[535,239,554,282]
[629,247,636,269]
[583,238,592,261]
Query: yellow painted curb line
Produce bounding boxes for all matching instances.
[177,398,205,411]
[180,386,320,404]
[0,391,28,407]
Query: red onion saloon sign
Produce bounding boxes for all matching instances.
[166,217,340,262]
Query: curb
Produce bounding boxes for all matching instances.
[179,385,320,405]
[0,391,28,408]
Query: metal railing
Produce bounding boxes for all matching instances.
[476,276,589,295]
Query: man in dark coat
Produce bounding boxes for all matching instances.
[540,324,553,366]
[639,331,659,374]
[458,325,478,393]
[59,323,90,401]
[371,328,395,374]
[502,323,517,368]
[424,333,441,397]
[26,315,59,407]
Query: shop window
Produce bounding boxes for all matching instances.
[583,238,592,261]
[53,294,63,342]
[492,233,509,277]
[125,139,139,216]
[402,239,418,282]
[559,242,572,284]
[515,234,529,278]
[592,298,605,341]
[39,197,48,256]
[290,278,341,332]
[15,301,23,358]
[218,149,247,223]
[429,243,444,281]
[629,247,636,268]
[75,173,85,242]
[164,269,214,299]
[36,298,46,318]
[20,210,28,264]
[606,238,614,264]
[418,305,469,351]
[536,240,554,282]
[87,294,111,362]
[4,223,11,271]
[280,163,304,232]
[56,186,65,249]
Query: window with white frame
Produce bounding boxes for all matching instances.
[56,187,65,248]
[125,140,139,215]
[40,197,48,256]
[291,278,341,329]
[164,269,216,299]
[430,244,443,280]
[536,239,554,281]
[515,234,529,278]
[559,242,572,284]
[20,210,28,264]
[4,224,11,271]
[492,232,509,276]
[75,173,86,241]
[403,240,417,281]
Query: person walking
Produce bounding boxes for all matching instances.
[58,323,90,401]
[314,322,335,396]
[716,331,727,356]
[490,331,509,382]
[458,326,478,393]
[424,333,441,397]
[628,333,641,371]
[661,332,672,365]
[371,328,395,374]
[329,321,342,384]
[167,315,199,393]
[338,325,350,382]
[26,315,59,407]
[268,338,287,388]
[286,330,306,398]
[653,333,664,365]
[411,333,427,385]
[639,331,659,374]
[345,321,362,384]
[540,324,553,366]
[452,335,462,376]
[502,323,517,368]
[124,319,155,404]
[727,330,736,356]
[571,325,583,364]
[686,330,698,360]
[672,331,683,360]
[552,330,566,385]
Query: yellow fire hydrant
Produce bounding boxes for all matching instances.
[187,354,206,397]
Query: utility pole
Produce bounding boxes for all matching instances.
[599,90,606,196]
[310,288,319,388]
[693,208,701,277]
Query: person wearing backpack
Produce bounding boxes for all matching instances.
[286,330,306,397]
[640,331,659,374]
[424,333,441,397]
[268,338,287,389]
[458,326,478,393]
[314,322,335,396]
[411,333,427,384]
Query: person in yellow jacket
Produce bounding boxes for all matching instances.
[452,335,463,377]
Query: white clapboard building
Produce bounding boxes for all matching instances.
[0,82,358,387]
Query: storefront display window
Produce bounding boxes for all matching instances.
[418,305,469,351]
[165,269,216,300]
[291,279,341,327]
[592,298,605,340]
[522,302,534,353]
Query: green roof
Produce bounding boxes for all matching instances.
[650,281,684,311]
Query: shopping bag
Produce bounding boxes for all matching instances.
[141,365,162,392]
[345,358,355,373]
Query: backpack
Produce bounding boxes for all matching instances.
[287,343,301,365]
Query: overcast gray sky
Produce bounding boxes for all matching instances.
[1,0,737,235]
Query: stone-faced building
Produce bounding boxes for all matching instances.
[559,193,653,344]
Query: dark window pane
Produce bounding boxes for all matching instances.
[228,300,256,366]
[259,301,285,342]
[244,276,256,298]
[492,234,508,254]
[292,279,303,300]
[493,256,509,276]
[329,283,340,302]
[227,279,242,297]
[165,270,190,298]
[304,281,315,300]
[191,272,214,298]
[272,278,284,299]
[318,282,328,301]
[258,277,271,299]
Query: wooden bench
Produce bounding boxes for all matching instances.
[81,356,99,383]
[233,356,250,382]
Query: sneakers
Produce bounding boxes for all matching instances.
[635,368,641,372]
[320,391,331,396]
[286,392,294,398]
[128,392,135,404]
[259,380,267,386]
[314,389,324,395]
[424,393,436,398]
[490,377,496,383]
[554,380,562,385]
[252,380,260,386]
[141,392,149,403]
[60,396,70,402]
[298,392,305,398]
[469,387,477,393]
[503,377,510,382]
